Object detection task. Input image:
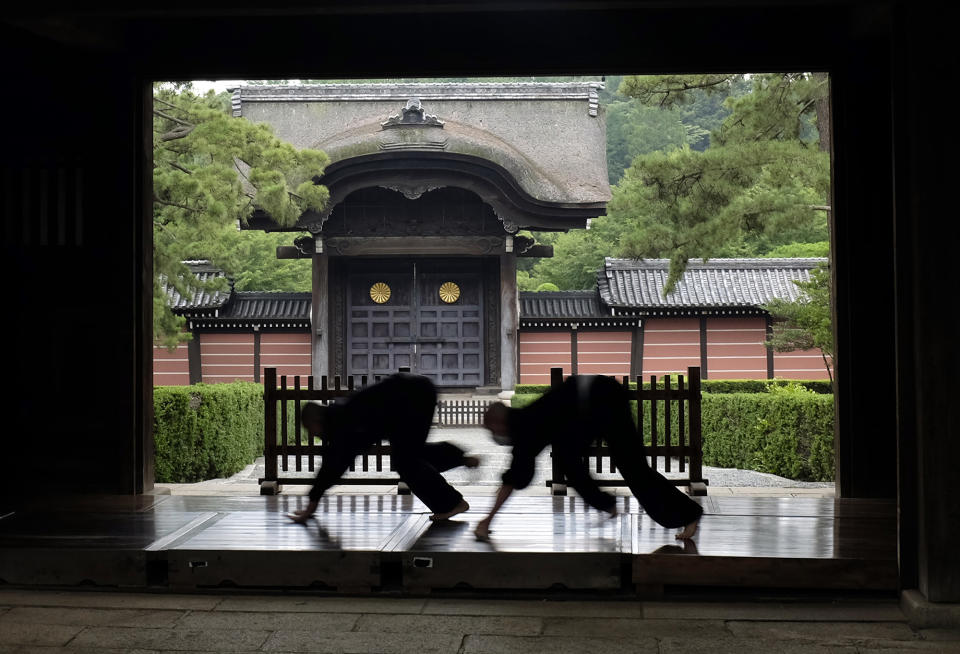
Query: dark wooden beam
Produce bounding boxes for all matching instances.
[517,245,553,258]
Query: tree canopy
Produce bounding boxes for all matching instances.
[523,72,831,293]
[764,265,834,383]
[152,84,328,347]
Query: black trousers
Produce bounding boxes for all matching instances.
[389,402,465,515]
[590,379,703,529]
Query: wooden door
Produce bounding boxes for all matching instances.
[346,261,483,386]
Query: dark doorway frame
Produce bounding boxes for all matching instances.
[7,0,954,599]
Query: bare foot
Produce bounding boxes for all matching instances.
[675,519,699,540]
[463,456,480,468]
[430,499,470,521]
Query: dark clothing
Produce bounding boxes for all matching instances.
[307,373,464,513]
[504,374,703,529]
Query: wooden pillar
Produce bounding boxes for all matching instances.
[187,335,202,385]
[894,4,960,602]
[312,248,329,381]
[499,251,518,390]
[570,324,578,376]
[253,328,262,383]
[765,314,775,380]
[699,316,709,380]
[630,321,644,380]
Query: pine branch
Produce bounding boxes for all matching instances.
[165,160,192,175]
[153,195,202,213]
[159,124,195,142]
[153,109,193,127]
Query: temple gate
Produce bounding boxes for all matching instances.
[235,82,611,390]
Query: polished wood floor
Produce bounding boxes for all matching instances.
[0,494,897,593]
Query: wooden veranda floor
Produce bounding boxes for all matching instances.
[0,494,897,596]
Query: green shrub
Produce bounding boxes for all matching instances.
[509,393,541,409]
[154,382,264,483]
[515,378,831,395]
[700,392,834,481]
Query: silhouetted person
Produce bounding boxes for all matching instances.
[476,374,703,541]
[288,373,477,524]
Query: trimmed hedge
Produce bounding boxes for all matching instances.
[515,378,832,395]
[154,382,264,483]
[700,393,834,481]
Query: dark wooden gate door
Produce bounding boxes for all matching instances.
[347,260,483,387]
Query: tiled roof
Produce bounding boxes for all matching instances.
[162,261,232,311]
[220,292,311,321]
[520,291,608,319]
[598,258,827,312]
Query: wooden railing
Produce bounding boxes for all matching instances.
[547,366,708,496]
[436,399,495,426]
[259,368,406,495]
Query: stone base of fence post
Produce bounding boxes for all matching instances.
[689,482,708,496]
[260,481,282,496]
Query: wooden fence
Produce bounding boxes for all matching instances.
[435,399,495,426]
[260,368,406,495]
[547,366,708,496]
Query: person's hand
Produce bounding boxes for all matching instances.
[287,500,319,524]
[474,518,492,542]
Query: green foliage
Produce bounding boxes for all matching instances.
[611,140,829,291]
[153,83,329,347]
[526,228,608,290]
[610,73,831,292]
[535,282,561,292]
[153,382,264,482]
[220,231,312,292]
[764,264,834,382]
[509,394,541,409]
[515,379,832,395]
[700,392,835,481]
[605,100,690,185]
[763,241,830,258]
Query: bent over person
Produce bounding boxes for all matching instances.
[476,374,703,542]
[288,373,477,524]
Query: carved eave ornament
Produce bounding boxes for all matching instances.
[381,98,445,129]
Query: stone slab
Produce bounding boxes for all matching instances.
[902,589,960,628]
[355,613,543,636]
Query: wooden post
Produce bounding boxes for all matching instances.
[664,375,672,473]
[678,374,686,474]
[261,367,281,495]
[550,366,567,495]
[312,248,329,380]
[500,251,518,390]
[687,366,706,496]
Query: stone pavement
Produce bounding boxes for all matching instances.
[2,588,958,653]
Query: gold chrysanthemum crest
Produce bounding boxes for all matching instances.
[439,281,461,303]
[370,282,391,304]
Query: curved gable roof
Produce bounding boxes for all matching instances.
[233,83,610,208]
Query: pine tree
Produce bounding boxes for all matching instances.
[152,84,329,347]
[610,73,831,292]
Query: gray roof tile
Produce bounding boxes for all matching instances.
[598,258,827,310]
[221,292,311,321]
[520,291,607,319]
[161,261,231,311]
